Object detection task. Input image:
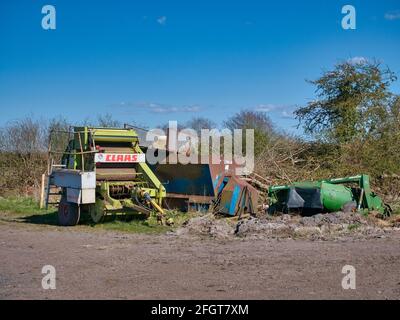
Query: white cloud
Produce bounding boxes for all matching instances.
[116,101,200,114]
[157,16,167,25]
[152,105,200,113]
[254,104,297,119]
[347,56,368,65]
[254,104,280,112]
[384,11,400,21]
[281,110,294,119]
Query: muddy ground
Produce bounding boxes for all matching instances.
[1,213,400,300]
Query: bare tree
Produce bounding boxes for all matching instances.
[97,113,121,128]
[0,118,47,196]
[224,110,274,134]
[185,117,216,135]
[224,110,275,156]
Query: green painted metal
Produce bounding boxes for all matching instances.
[325,174,386,213]
[268,174,389,215]
[133,143,166,205]
[320,181,354,212]
[62,126,166,222]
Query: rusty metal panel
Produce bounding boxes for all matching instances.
[149,155,255,213]
[164,193,214,212]
[215,174,259,216]
[95,167,137,181]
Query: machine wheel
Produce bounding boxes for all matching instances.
[89,199,105,223]
[58,196,80,226]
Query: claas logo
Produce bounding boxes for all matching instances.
[95,153,145,163]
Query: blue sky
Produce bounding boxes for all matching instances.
[0,0,399,134]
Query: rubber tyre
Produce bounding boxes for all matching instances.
[58,196,80,226]
[89,199,105,224]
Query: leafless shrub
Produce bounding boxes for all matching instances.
[0,118,47,197]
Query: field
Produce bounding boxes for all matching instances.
[1,198,400,300]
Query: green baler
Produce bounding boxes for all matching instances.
[47,126,166,226]
[268,175,390,216]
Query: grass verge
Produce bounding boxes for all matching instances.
[0,196,195,234]
[0,196,52,215]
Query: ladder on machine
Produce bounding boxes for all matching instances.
[44,159,65,209]
[43,128,74,209]
[43,127,92,210]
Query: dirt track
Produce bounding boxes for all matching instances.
[1,220,400,300]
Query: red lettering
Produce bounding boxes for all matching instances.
[100,153,142,162]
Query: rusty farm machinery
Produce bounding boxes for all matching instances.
[44,126,390,227]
